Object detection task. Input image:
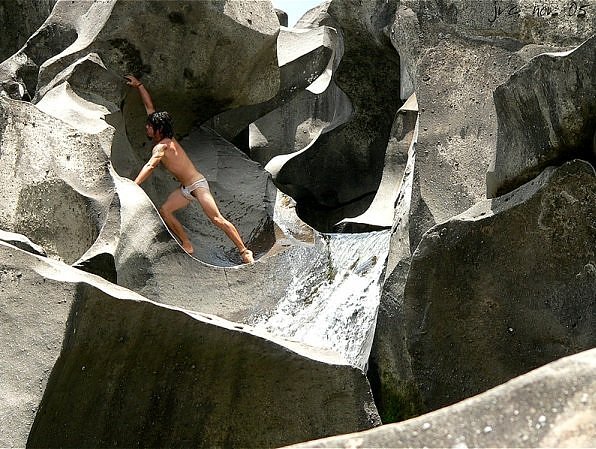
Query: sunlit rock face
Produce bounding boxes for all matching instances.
[390,0,595,249]
[270,0,401,231]
[488,35,596,197]
[372,0,595,424]
[209,24,337,152]
[249,4,348,167]
[0,97,115,264]
[252,229,391,370]
[287,349,596,448]
[0,4,383,446]
[0,0,280,129]
[366,96,424,423]
[0,243,380,449]
[404,160,595,411]
[1,0,594,446]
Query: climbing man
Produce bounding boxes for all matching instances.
[125,74,254,264]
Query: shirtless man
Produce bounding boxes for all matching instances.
[126,75,254,264]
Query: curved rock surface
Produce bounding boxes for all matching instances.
[287,348,596,448]
[1,0,594,446]
[366,96,423,423]
[487,35,596,197]
[405,160,595,411]
[0,242,379,448]
[0,96,115,265]
[391,0,595,248]
[1,0,280,129]
[249,5,347,166]
[337,94,418,232]
[372,0,596,423]
[270,0,401,231]
[209,24,337,151]
[0,0,56,63]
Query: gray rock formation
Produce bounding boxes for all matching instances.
[0,0,389,373]
[1,0,281,129]
[371,0,596,423]
[0,0,56,62]
[0,96,115,265]
[209,24,337,151]
[249,2,347,167]
[337,94,418,232]
[405,160,595,411]
[390,0,595,249]
[0,242,379,448]
[0,16,385,375]
[286,348,596,448]
[366,95,424,423]
[0,242,75,449]
[487,35,596,197]
[1,0,594,446]
[270,0,401,231]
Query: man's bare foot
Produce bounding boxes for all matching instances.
[182,241,194,255]
[240,248,254,264]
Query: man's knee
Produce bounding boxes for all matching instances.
[159,205,172,217]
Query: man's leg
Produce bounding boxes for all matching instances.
[192,188,254,263]
[159,189,194,254]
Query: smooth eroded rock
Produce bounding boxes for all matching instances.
[487,35,596,197]
[0,244,380,448]
[286,348,596,448]
[405,160,595,411]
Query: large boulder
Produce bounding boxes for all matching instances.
[0,0,281,130]
[269,0,401,231]
[0,46,388,373]
[0,90,276,314]
[0,242,77,448]
[391,0,595,248]
[209,24,338,151]
[404,160,595,411]
[0,242,380,448]
[371,0,596,423]
[0,96,115,265]
[487,35,596,197]
[287,348,596,448]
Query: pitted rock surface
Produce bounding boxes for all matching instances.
[488,35,596,196]
[287,349,596,448]
[404,160,595,411]
[0,243,380,449]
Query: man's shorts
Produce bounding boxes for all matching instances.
[181,178,209,201]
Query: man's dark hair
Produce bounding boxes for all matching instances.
[147,111,174,138]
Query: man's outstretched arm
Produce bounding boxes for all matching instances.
[134,144,165,185]
[125,74,155,115]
